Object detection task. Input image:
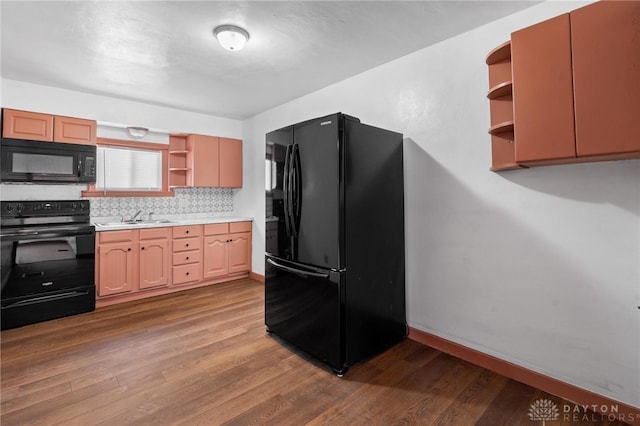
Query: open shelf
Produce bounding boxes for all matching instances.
[488,121,514,136]
[487,81,513,99]
[486,41,511,64]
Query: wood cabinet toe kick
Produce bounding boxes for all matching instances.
[95,221,252,307]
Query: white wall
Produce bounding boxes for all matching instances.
[237,1,640,408]
[0,78,242,200]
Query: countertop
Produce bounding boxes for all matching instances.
[92,216,253,232]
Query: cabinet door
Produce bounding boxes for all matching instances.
[571,1,640,157]
[139,238,171,289]
[511,14,576,163]
[2,109,53,141]
[203,235,228,278]
[98,241,134,296]
[228,232,251,274]
[219,138,243,188]
[53,116,97,145]
[188,135,219,187]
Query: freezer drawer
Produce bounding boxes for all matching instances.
[265,256,344,373]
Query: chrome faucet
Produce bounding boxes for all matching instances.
[130,210,143,222]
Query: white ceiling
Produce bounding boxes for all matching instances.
[1,1,539,120]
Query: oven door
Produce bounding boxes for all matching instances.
[1,225,96,329]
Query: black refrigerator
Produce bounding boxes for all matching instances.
[265,113,406,376]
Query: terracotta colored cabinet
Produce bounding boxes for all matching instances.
[203,221,252,279]
[203,234,229,278]
[2,108,96,145]
[139,228,171,290]
[187,134,220,187]
[228,231,251,274]
[170,134,243,188]
[486,1,640,170]
[53,115,97,145]
[97,231,135,297]
[570,0,640,157]
[511,13,576,165]
[219,138,243,188]
[172,225,203,285]
[2,109,54,141]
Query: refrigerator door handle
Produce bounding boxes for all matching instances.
[283,144,293,237]
[267,258,329,279]
[291,144,302,237]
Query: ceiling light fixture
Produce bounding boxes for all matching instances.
[213,25,250,51]
[126,126,149,138]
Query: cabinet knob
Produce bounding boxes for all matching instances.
[186,256,190,260]
[186,230,189,234]
[128,248,132,251]
[186,272,190,276]
[141,247,145,250]
[186,243,189,247]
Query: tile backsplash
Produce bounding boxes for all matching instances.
[89,187,233,219]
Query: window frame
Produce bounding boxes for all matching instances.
[82,137,173,198]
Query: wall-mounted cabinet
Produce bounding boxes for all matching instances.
[485,1,640,170]
[2,108,96,145]
[169,134,242,188]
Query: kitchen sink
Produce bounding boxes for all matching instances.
[94,219,174,227]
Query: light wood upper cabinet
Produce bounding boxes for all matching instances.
[511,14,576,164]
[570,0,640,157]
[219,137,243,188]
[2,109,54,141]
[53,115,97,145]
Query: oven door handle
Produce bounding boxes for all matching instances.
[2,290,92,308]
[0,226,95,240]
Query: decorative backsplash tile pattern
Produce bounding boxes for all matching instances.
[88,188,233,218]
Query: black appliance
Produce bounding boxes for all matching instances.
[1,200,96,330]
[265,113,406,375]
[0,138,96,184]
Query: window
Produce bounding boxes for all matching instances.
[83,138,171,197]
[97,146,161,191]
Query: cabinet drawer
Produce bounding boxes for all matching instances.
[172,225,201,238]
[229,221,251,233]
[172,250,202,266]
[173,263,202,285]
[139,227,171,240]
[173,236,201,252]
[204,223,229,235]
[99,230,135,243]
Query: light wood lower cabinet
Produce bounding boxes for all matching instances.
[96,221,252,307]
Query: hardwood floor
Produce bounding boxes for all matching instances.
[1,279,628,425]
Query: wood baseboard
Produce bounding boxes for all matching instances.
[408,327,640,422]
[249,271,265,282]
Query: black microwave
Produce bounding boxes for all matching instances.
[1,138,96,184]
